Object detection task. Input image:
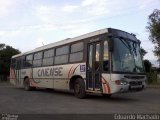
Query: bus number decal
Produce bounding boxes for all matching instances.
[80,65,86,72]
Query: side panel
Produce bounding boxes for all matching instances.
[32,63,86,90]
[21,68,34,87]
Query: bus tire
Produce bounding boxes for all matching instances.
[74,78,86,99]
[24,78,31,91]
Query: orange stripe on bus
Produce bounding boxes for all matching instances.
[106,83,111,94]
[68,65,75,78]
[102,82,107,93]
[10,68,15,80]
[29,79,37,87]
[102,77,111,94]
[29,71,37,87]
[72,64,80,74]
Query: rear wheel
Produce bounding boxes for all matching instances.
[74,78,86,99]
[24,78,31,91]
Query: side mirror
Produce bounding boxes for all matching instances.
[108,36,114,52]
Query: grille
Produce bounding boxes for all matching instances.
[124,76,145,79]
[129,81,142,86]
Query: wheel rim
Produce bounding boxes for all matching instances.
[75,82,81,94]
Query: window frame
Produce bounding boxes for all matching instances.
[42,48,55,66]
[55,45,69,56]
[102,39,110,73]
[43,48,55,58]
[71,42,84,53]
[54,54,69,65]
[24,54,33,68]
[69,42,84,63]
[33,51,43,67]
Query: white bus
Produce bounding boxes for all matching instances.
[10,28,146,98]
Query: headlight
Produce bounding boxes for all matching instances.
[115,80,128,85]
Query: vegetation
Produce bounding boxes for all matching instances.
[0,44,20,81]
[140,47,147,59]
[146,9,160,60]
[143,60,152,72]
[144,9,160,85]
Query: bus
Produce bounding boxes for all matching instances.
[10,28,147,98]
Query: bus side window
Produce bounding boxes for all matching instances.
[70,42,84,62]
[11,59,16,69]
[33,52,42,67]
[42,49,54,66]
[21,56,25,69]
[25,54,33,68]
[55,45,69,65]
[103,41,109,71]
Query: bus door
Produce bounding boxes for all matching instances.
[87,42,102,91]
[15,58,21,86]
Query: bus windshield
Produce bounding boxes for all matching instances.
[112,37,144,73]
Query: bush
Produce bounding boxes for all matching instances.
[146,72,159,84]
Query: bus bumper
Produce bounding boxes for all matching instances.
[110,81,146,93]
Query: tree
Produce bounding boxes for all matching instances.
[0,44,20,81]
[140,47,147,58]
[143,59,152,72]
[146,9,160,59]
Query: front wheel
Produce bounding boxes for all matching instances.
[74,78,86,99]
[24,78,31,91]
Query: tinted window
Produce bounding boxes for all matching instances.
[16,58,21,69]
[89,45,93,69]
[71,42,83,53]
[42,58,54,66]
[21,56,25,68]
[34,52,42,60]
[70,52,83,62]
[56,46,69,56]
[33,60,42,67]
[25,60,33,67]
[25,54,33,67]
[103,41,109,61]
[44,49,54,58]
[103,41,109,71]
[26,54,33,61]
[55,55,68,64]
[95,44,100,70]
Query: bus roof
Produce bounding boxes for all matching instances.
[12,28,139,58]
[12,28,109,58]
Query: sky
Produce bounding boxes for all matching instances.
[0,0,160,66]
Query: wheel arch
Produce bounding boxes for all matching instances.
[24,76,29,81]
[23,76,29,84]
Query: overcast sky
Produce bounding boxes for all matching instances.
[0,0,160,66]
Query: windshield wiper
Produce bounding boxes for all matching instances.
[119,37,132,52]
[132,42,137,56]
